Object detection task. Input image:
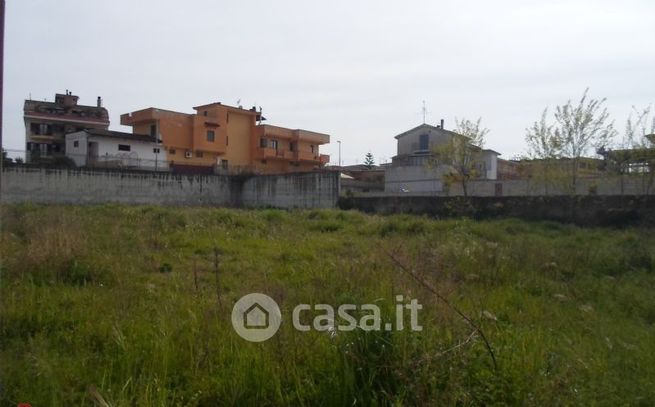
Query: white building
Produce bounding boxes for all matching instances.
[384,123,500,193]
[65,129,167,171]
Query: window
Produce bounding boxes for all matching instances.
[73,140,79,148]
[169,148,176,155]
[221,160,228,170]
[203,111,208,116]
[260,138,268,148]
[153,147,160,154]
[419,134,429,150]
[31,123,52,135]
[40,123,50,135]
[118,144,131,152]
[207,130,215,142]
[196,151,204,158]
[226,136,229,146]
[289,142,295,152]
[150,124,157,138]
[310,145,315,153]
[270,139,279,150]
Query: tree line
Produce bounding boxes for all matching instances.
[432,89,654,196]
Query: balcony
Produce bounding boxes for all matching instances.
[295,151,321,162]
[295,130,330,144]
[257,147,289,160]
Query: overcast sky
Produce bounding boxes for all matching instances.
[4,0,654,164]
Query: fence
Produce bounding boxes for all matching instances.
[2,149,333,177]
[3,149,169,172]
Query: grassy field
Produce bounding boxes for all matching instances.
[1,204,654,406]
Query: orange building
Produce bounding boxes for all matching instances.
[120,102,329,174]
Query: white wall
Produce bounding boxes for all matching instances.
[65,132,89,166]
[482,151,498,180]
[65,131,168,170]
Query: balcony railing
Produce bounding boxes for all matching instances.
[257,147,280,160]
[295,151,321,162]
[258,147,292,160]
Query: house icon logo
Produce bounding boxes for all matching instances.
[244,303,269,329]
[231,293,281,342]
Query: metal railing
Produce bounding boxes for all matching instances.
[3,149,332,176]
[3,149,170,172]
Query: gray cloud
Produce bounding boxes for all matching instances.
[4,0,654,164]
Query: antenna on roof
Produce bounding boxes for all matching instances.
[236,98,242,108]
[420,100,430,124]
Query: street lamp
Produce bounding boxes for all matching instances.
[337,140,341,168]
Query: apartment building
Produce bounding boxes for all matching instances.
[120,102,329,174]
[24,91,110,162]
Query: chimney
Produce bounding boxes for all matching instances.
[440,119,445,130]
[97,96,102,108]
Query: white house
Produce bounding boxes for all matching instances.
[384,123,500,193]
[65,129,167,171]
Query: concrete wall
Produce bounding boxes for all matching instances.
[0,167,340,208]
[383,174,654,197]
[340,195,655,226]
[385,165,445,193]
[241,171,340,208]
[458,176,654,197]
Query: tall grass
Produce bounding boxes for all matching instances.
[1,204,654,405]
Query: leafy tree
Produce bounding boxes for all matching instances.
[620,104,655,193]
[625,104,655,149]
[553,88,616,192]
[433,117,489,197]
[364,152,375,169]
[524,108,565,194]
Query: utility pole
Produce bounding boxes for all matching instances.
[0,0,4,150]
[0,0,5,191]
[337,140,341,168]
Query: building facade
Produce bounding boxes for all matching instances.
[385,123,500,193]
[65,129,165,171]
[24,91,109,162]
[120,102,329,174]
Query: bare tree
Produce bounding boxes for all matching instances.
[553,88,617,193]
[433,117,489,197]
